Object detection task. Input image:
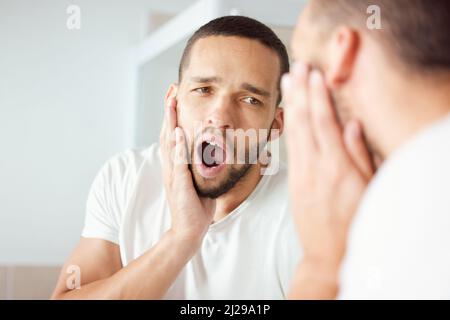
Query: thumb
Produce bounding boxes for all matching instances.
[174,127,191,177]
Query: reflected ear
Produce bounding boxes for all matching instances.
[164,83,178,106]
[269,107,284,141]
[326,26,359,88]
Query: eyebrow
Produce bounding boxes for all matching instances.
[241,83,271,98]
[190,76,222,84]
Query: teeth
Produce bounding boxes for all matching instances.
[208,140,218,147]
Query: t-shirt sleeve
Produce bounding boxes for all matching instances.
[81,150,140,244]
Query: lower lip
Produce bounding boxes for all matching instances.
[197,162,226,178]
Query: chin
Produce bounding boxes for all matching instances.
[189,163,252,199]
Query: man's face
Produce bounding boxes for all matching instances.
[291,3,381,164]
[174,36,282,199]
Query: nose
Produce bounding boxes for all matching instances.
[205,95,235,129]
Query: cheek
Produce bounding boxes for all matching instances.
[234,108,271,133]
[178,94,206,118]
[177,95,199,124]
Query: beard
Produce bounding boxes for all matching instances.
[188,162,252,199]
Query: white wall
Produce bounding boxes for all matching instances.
[0,0,157,265]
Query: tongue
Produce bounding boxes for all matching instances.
[203,144,225,167]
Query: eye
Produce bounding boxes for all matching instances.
[193,87,211,95]
[242,97,262,106]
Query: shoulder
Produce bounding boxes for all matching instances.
[341,116,450,298]
[88,143,162,209]
[103,143,160,175]
[357,114,450,222]
[97,143,161,184]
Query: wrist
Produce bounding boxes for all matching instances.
[289,258,341,300]
[301,255,341,279]
[168,228,205,252]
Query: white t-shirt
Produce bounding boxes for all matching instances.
[340,113,450,299]
[82,143,301,299]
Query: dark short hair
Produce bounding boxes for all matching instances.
[178,16,290,105]
[311,0,450,73]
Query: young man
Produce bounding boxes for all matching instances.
[52,16,300,299]
[283,0,450,299]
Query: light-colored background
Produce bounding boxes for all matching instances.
[0,0,305,299]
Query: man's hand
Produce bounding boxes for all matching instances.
[53,98,217,300]
[159,98,216,246]
[282,63,374,299]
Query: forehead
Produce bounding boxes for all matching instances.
[185,36,281,88]
[291,5,308,60]
[291,3,318,60]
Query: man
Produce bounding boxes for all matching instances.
[283,0,450,299]
[51,16,300,299]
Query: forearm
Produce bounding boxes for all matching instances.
[288,258,340,300]
[54,230,201,300]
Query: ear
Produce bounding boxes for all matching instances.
[326,26,360,88]
[164,83,178,107]
[269,107,284,141]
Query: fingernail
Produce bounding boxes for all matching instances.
[167,97,175,108]
[351,121,361,137]
[281,74,292,92]
[176,127,184,142]
[292,62,307,78]
[310,70,323,87]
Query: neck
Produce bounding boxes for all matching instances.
[212,163,263,222]
[367,72,450,159]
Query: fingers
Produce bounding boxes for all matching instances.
[283,63,371,183]
[161,98,178,188]
[166,98,178,160]
[167,97,177,131]
[343,120,374,180]
[282,63,317,165]
[161,98,174,139]
[309,70,345,155]
[174,127,190,178]
[164,97,177,147]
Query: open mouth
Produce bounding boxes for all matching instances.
[195,135,228,178]
[199,140,226,167]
